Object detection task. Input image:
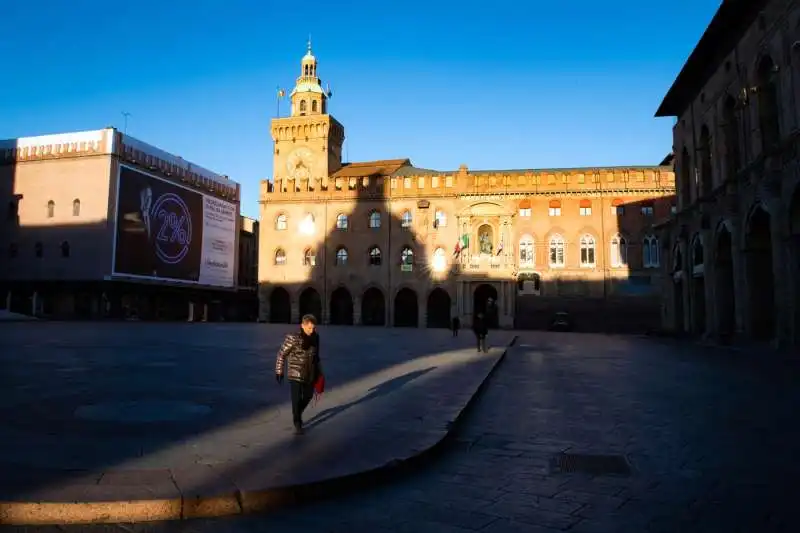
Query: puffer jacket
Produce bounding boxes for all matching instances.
[275,331,321,383]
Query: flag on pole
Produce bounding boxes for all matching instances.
[453,233,469,257]
[277,88,286,98]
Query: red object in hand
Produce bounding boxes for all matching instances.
[314,373,325,394]
[312,373,325,406]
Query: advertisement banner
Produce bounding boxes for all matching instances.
[113,165,236,288]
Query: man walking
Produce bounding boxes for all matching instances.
[472,313,488,353]
[275,314,322,435]
[451,316,461,337]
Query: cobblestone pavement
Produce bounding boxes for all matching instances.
[5,330,800,532]
[0,322,511,506]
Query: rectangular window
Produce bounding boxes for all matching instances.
[641,206,654,216]
[445,176,453,187]
[518,208,531,217]
[432,176,439,188]
[549,207,561,217]
[579,207,592,216]
[670,205,677,215]
[611,206,624,216]
[404,178,411,189]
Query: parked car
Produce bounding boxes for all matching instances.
[548,311,573,332]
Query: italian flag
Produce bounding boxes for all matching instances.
[453,234,469,256]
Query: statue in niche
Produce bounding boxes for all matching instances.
[478,225,493,255]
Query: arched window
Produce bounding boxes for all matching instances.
[549,235,565,267]
[679,147,692,208]
[275,214,288,230]
[723,95,739,178]
[336,213,348,230]
[369,246,382,266]
[692,236,704,267]
[643,235,660,268]
[303,248,316,266]
[299,100,307,113]
[432,247,447,271]
[401,246,414,270]
[368,211,381,229]
[72,199,81,217]
[434,210,447,228]
[47,200,55,218]
[610,234,628,267]
[34,242,43,258]
[756,55,780,150]
[299,213,315,235]
[580,235,596,266]
[311,100,318,112]
[60,241,70,258]
[698,125,713,197]
[274,248,286,265]
[335,247,348,266]
[401,211,412,228]
[519,235,534,266]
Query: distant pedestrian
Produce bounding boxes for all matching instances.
[275,314,323,435]
[451,316,461,337]
[472,313,488,353]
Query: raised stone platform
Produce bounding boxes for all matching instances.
[0,323,514,525]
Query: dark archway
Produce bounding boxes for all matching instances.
[714,227,736,340]
[473,283,499,329]
[298,287,322,323]
[745,207,775,340]
[394,288,418,327]
[790,188,800,346]
[426,288,451,328]
[672,247,685,334]
[330,287,353,325]
[269,287,291,323]
[690,237,706,335]
[361,287,386,326]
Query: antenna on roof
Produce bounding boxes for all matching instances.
[121,112,131,135]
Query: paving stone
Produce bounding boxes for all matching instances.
[4,329,800,532]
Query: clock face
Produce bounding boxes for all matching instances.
[286,147,314,180]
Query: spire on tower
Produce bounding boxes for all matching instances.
[307,35,312,54]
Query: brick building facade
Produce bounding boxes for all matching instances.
[258,44,677,330]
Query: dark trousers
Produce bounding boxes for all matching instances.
[290,380,314,427]
[452,328,459,337]
[475,334,487,352]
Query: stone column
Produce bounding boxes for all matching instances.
[5,291,11,311]
[418,294,426,328]
[188,302,195,322]
[202,303,209,322]
[31,291,38,316]
[257,287,269,322]
[353,295,361,326]
[290,300,300,324]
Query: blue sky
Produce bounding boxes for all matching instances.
[0,0,720,218]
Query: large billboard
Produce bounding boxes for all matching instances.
[112,165,237,288]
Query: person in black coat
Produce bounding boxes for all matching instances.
[451,316,461,337]
[275,314,322,435]
[472,313,488,353]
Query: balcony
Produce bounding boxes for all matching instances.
[454,253,516,278]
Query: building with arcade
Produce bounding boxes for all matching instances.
[654,0,800,349]
[258,44,677,330]
[0,128,246,320]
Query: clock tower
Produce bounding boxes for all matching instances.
[271,40,345,190]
